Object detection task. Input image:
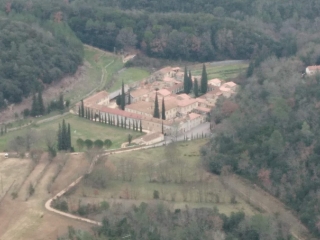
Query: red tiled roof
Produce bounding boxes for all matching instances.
[188,113,201,120]
[307,66,320,70]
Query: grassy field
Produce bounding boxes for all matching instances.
[190,62,248,80]
[70,139,257,217]
[109,67,150,92]
[0,114,144,152]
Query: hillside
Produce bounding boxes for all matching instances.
[202,57,320,238]
[0,17,83,109]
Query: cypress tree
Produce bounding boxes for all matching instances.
[57,123,62,150]
[81,100,84,117]
[161,97,166,120]
[140,120,142,132]
[183,66,189,94]
[121,81,125,110]
[153,93,160,118]
[67,123,71,150]
[188,70,193,93]
[194,79,199,97]
[128,90,131,105]
[38,89,45,115]
[78,106,81,117]
[61,119,67,150]
[201,64,208,94]
[31,93,38,117]
[94,111,97,122]
[58,93,64,110]
[116,94,121,106]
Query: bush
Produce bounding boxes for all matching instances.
[84,139,93,149]
[29,183,35,196]
[153,190,160,199]
[94,139,104,149]
[85,168,108,189]
[104,139,112,148]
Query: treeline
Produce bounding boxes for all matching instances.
[57,202,292,240]
[0,16,83,109]
[202,57,320,237]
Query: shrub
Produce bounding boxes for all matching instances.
[153,190,160,199]
[85,168,108,189]
[104,139,112,148]
[94,139,104,149]
[84,139,93,149]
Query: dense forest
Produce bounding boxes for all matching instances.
[202,59,320,237]
[58,202,291,240]
[1,0,320,108]
[0,10,83,109]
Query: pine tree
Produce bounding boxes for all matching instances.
[121,81,125,110]
[183,66,189,93]
[78,106,81,117]
[201,64,208,94]
[31,93,38,117]
[61,119,67,150]
[194,79,199,97]
[140,120,142,132]
[38,89,45,115]
[81,100,84,117]
[161,97,166,120]
[153,93,160,118]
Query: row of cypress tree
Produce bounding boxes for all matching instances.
[153,93,166,120]
[57,119,72,151]
[78,101,142,132]
[183,64,208,97]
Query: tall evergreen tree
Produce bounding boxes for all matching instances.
[153,93,160,118]
[140,120,142,132]
[61,119,68,150]
[38,89,45,115]
[58,123,62,150]
[188,70,193,92]
[58,93,64,110]
[78,106,81,117]
[161,121,164,134]
[194,79,199,97]
[116,94,121,106]
[81,100,84,117]
[67,123,71,150]
[121,81,125,110]
[161,97,166,120]
[128,90,131,105]
[201,64,208,94]
[31,93,38,117]
[183,66,189,94]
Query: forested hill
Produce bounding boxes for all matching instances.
[202,58,320,237]
[0,17,83,109]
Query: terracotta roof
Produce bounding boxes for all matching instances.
[224,81,237,88]
[157,89,172,97]
[188,113,201,120]
[142,132,163,142]
[130,88,150,98]
[307,66,320,70]
[176,94,190,100]
[171,67,181,71]
[94,106,142,119]
[125,101,154,115]
[177,98,197,107]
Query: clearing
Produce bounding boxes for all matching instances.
[0,153,92,240]
[189,60,249,80]
[0,114,144,152]
[66,139,258,220]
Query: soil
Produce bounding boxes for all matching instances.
[0,153,91,240]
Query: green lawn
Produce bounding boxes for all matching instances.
[0,114,144,152]
[190,62,248,80]
[108,67,150,92]
[73,140,257,216]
